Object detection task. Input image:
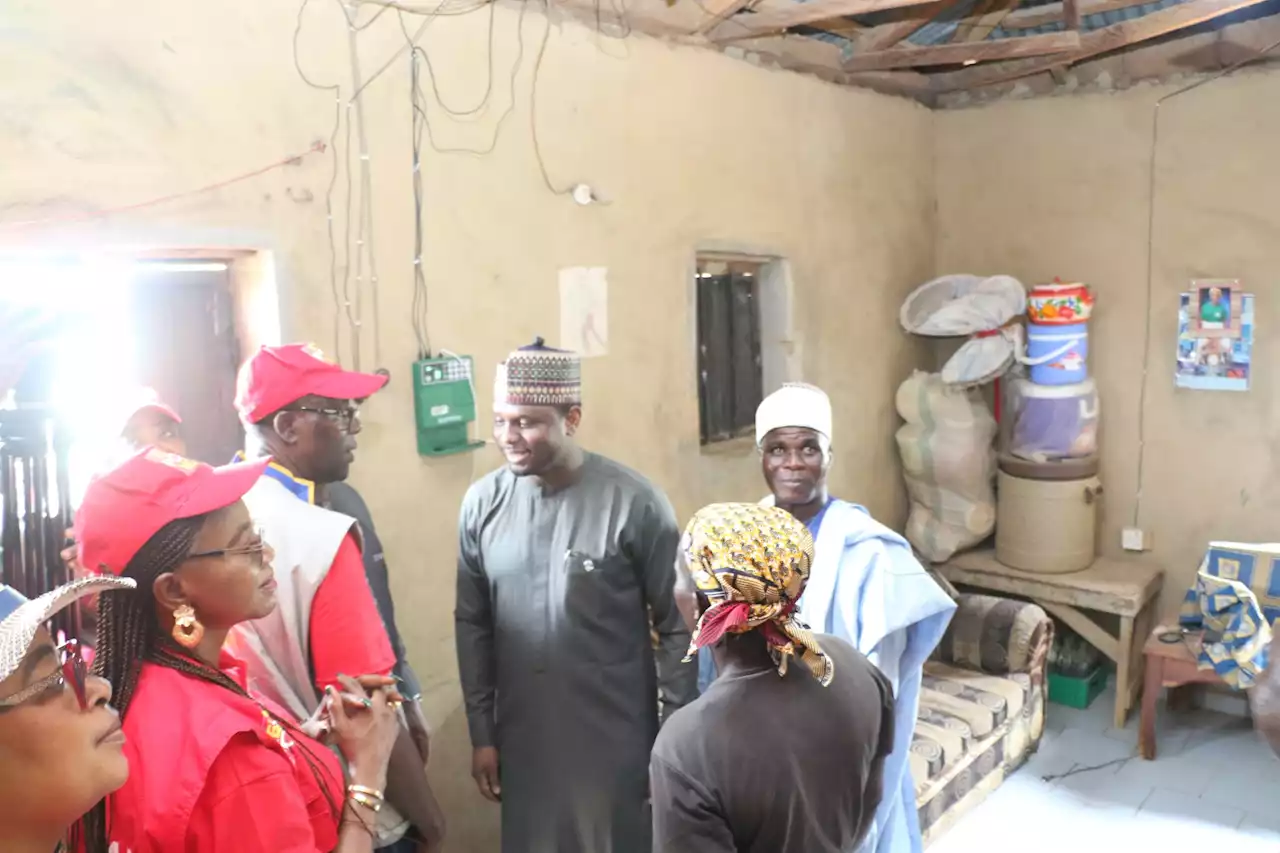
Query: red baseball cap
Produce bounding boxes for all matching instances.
[74,448,270,576]
[123,387,183,429]
[234,343,388,424]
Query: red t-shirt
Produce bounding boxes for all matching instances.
[309,532,396,690]
[110,653,344,853]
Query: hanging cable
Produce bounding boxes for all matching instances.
[398,4,499,120]
[401,2,525,158]
[294,0,347,365]
[410,47,431,357]
[1132,37,1280,529]
[531,0,573,196]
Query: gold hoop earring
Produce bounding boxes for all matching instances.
[172,604,205,649]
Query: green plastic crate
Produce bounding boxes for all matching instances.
[1048,665,1108,709]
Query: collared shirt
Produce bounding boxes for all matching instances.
[232,454,395,690]
[805,498,835,541]
[112,651,344,852]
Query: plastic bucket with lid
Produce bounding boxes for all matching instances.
[1008,378,1099,461]
[1023,322,1089,385]
[1028,281,1093,325]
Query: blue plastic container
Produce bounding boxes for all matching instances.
[1025,322,1089,385]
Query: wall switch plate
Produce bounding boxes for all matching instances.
[1121,527,1150,552]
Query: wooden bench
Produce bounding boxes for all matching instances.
[937,550,1164,728]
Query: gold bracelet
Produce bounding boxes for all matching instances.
[349,791,383,813]
[347,784,385,801]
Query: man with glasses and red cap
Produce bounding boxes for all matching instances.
[230,343,443,852]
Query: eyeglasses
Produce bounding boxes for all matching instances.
[0,640,89,711]
[187,525,269,567]
[287,405,361,433]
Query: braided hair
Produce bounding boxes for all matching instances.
[76,512,343,851]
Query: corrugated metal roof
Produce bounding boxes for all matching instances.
[803,0,1191,56]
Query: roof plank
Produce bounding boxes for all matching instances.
[844,29,1081,69]
[855,0,961,50]
[1001,0,1162,30]
[693,0,759,35]
[931,0,1274,88]
[709,0,946,39]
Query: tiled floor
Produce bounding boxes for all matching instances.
[929,685,1280,851]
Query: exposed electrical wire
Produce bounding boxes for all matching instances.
[398,3,499,119]
[402,1,526,157]
[1132,36,1280,529]
[0,142,327,232]
[294,0,347,366]
[410,47,431,357]
[531,0,573,196]
[350,0,494,103]
[292,0,627,364]
[338,0,385,371]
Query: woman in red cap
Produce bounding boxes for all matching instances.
[0,574,134,853]
[59,389,186,663]
[74,448,402,853]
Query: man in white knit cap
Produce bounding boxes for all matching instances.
[752,382,956,853]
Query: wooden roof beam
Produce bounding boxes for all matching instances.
[709,0,945,40]
[693,0,758,35]
[854,0,961,50]
[1063,0,1082,29]
[843,28,1080,70]
[726,32,937,96]
[1000,0,1162,30]
[932,0,1275,89]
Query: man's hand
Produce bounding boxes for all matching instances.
[472,746,501,803]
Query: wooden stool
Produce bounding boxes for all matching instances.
[939,550,1164,728]
[1139,626,1230,760]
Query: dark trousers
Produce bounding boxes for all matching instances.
[381,838,418,852]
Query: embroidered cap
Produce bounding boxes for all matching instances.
[74,449,270,576]
[495,337,582,407]
[234,343,388,424]
[0,576,135,684]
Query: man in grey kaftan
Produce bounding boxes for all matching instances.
[455,339,696,853]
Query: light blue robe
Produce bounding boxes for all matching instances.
[805,499,955,853]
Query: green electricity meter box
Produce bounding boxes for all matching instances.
[412,355,483,457]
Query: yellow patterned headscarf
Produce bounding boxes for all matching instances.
[682,503,833,686]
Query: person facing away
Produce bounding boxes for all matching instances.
[230,343,443,851]
[0,574,135,853]
[755,383,956,853]
[74,449,403,853]
[650,503,896,853]
[455,337,698,853]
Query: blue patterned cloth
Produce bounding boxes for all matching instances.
[1180,562,1272,689]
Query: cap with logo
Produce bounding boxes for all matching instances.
[74,448,270,577]
[0,576,136,685]
[234,343,389,425]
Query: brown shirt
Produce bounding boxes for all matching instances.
[650,634,895,853]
